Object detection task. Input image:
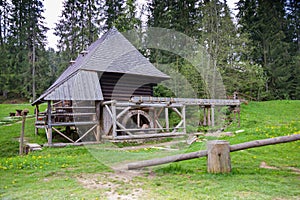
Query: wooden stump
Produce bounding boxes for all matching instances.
[207,140,231,173]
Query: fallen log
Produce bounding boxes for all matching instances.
[127,134,300,170]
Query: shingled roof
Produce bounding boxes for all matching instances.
[33,28,169,105]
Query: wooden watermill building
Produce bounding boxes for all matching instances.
[33,28,240,145]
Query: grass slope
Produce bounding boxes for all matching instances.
[0,100,299,199]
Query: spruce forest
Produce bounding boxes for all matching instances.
[0,0,299,101]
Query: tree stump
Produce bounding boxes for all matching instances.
[207,140,231,173]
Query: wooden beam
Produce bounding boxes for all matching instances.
[116,106,131,119]
[203,107,207,126]
[95,101,101,142]
[116,121,133,136]
[207,107,211,126]
[35,105,39,135]
[52,127,74,143]
[182,105,186,133]
[47,101,52,145]
[155,120,164,131]
[171,107,183,118]
[165,107,169,132]
[75,124,97,143]
[211,105,215,127]
[112,103,117,138]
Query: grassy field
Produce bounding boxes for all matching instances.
[0,100,299,199]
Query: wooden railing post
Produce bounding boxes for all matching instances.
[207,140,231,173]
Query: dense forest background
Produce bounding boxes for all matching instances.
[0,0,299,101]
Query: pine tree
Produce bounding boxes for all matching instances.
[6,0,48,100]
[103,0,125,31]
[54,0,102,73]
[0,0,11,98]
[113,0,142,32]
[237,0,293,99]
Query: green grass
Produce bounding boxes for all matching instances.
[0,100,300,199]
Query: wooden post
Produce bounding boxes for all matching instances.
[47,101,53,146]
[182,105,186,133]
[165,107,169,132]
[19,112,26,155]
[211,105,215,127]
[111,101,117,138]
[203,107,207,126]
[35,105,39,135]
[95,101,101,142]
[207,107,211,126]
[207,140,231,173]
[237,106,240,127]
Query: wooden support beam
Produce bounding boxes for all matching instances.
[95,101,101,142]
[155,120,164,131]
[207,107,211,126]
[165,107,169,132]
[116,106,131,119]
[47,101,52,145]
[111,103,117,138]
[211,105,215,127]
[182,105,186,133]
[116,121,133,136]
[203,107,207,126]
[171,107,183,118]
[19,113,26,155]
[52,127,74,143]
[75,124,97,143]
[35,105,39,135]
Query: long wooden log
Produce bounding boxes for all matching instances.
[127,150,208,170]
[230,134,300,152]
[127,134,300,170]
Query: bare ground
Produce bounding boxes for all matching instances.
[77,169,151,200]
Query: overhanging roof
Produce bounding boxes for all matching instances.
[33,28,169,105]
